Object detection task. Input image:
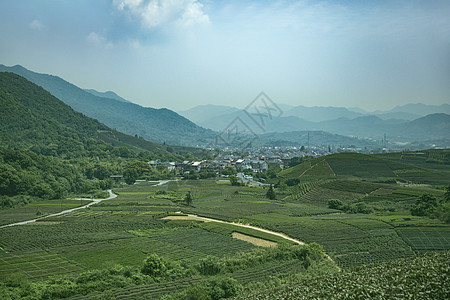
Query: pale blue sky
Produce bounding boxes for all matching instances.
[1,0,449,111]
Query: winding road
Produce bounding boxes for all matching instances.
[0,179,337,269]
[0,190,117,228]
[0,180,179,229]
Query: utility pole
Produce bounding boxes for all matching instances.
[307,131,310,149]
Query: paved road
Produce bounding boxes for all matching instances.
[0,190,117,228]
[0,179,179,228]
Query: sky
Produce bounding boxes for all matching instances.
[1,0,449,112]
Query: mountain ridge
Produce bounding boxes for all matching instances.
[0,64,216,146]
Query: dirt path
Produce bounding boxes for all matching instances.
[164,213,305,245]
[164,213,339,269]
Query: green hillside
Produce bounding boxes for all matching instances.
[279,152,449,185]
[0,65,216,146]
[0,72,205,205]
[0,72,206,158]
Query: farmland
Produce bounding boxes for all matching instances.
[0,152,449,299]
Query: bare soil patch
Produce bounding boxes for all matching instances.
[232,232,277,247]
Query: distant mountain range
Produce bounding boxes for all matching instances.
[2,64,448,149]
[0,64,216,146]
[180,102,450,125]
[179,104,450,143]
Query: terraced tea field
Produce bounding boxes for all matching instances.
[0,165,449,299]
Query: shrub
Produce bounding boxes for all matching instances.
[197,255,222,275]
[411,194,437,217]
[328,199,343,209]
[141,254,167,277]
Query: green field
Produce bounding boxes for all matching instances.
[0,153,449,299]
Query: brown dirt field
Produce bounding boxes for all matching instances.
[232,232,277,247]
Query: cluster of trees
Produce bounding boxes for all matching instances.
[0,72,208,207]
[327,199,373,214]
[410,186,450,223]
[183,170,217,180]
[0,147,115,202]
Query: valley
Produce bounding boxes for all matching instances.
[0,154,449,298]
[0,70,449,299]
[2,1,450,298]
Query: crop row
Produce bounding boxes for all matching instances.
[0,252,83,281]
[322,180,382,194]
[264,219,415,267]
[152,228,255,258]
[289,181,324,200]
[299,186,364,205]
[236,251,450,299]
[397,228,450,254]
[200,221,293,244]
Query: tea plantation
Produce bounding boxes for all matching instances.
[0,152,449,299]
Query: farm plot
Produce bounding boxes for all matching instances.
[0,199,91,226]
[184,201,283,221]
[114,237,205,263]
[0,252,83,281]
[236,251,450,300]
[323,180,382,194]
[199,221,294,244]
[264,217,414,268]
[152,228,256,258]
[327,157,394,178]
[396,227,450,254]
[299,186,365,205]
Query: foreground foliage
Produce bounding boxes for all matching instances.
[236,251,450,300]
[0,244,331,299]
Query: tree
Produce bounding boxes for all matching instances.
[229,175,241,186]
[444,185,450,203]
[266,185,276,200]
[411,193,438,216]
[328,199,343,209]
[285,178,300,186]
[185,191,193,206]
[141,254,167,277]
[197,255,222,275]
[123,168,138,185]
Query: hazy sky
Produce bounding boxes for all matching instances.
[1,0,449,112]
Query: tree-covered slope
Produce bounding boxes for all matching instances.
[0,72,206,202]
[0,64,216,146]
[0,72,168,155]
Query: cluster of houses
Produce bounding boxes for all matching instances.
[147,150,313,174]
[147,158,271,174]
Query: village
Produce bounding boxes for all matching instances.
[147,145,336,176]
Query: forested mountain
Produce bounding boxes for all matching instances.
[0,72,205,157]
[0,72,205,203]
[0,64,216,146]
